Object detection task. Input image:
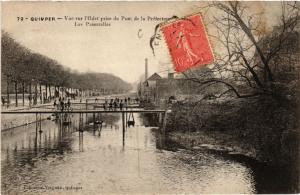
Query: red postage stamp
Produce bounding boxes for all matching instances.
[161,14,214,72]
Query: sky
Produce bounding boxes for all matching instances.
[1,1,282,83]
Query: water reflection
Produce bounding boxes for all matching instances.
[79,132,84,152]
[0,112,293,194]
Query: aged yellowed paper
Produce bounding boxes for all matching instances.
[1,1,299,194]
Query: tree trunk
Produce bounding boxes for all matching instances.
[22,82,25,106]
[35,83,38,105]
[56,86,58,98]
[45,84,48,102]
[29,82,32,106]
[39,84,42,104]
[49,85,52,99]
[15,81,18,107]
[7,79,10,107]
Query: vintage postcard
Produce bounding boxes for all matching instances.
[1,1,299,194]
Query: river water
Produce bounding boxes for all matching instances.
[1,112,294,194]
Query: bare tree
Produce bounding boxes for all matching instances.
[151,2,300,99]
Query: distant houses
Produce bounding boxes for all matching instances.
[139,72,202,104]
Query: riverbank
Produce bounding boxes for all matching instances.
[165,129,299,193]
[164,96,299,192]
[166,97,299,162]
[168,130,257,158]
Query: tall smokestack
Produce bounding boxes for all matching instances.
[145,58,148,80]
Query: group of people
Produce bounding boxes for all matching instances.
[103,98,125,111]
[103,97,137,111]
[53,97,71,111]
[52,96,140,111]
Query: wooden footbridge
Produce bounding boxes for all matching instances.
[1,108,170,146]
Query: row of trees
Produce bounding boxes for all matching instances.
[1,31,132,106]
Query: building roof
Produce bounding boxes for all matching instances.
[145,73,162,82]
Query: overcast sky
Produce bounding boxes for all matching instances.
[2,2,281,83]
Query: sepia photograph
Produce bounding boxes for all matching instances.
[1,1,299,194]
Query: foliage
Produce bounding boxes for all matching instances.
[1,31,132,92]
[154,2,299,186]
[150,2,299,100]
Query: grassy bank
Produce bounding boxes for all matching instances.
[165,96,299,188]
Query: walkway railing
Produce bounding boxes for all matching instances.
[1,109,170,146]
